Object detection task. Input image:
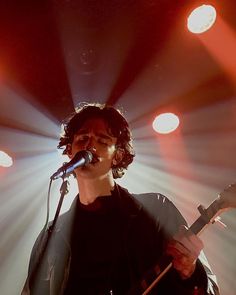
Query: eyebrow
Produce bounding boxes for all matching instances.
[75,129,114,141]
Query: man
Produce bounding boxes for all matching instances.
[22,103,219,294]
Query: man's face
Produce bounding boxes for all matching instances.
[68,117,118,179]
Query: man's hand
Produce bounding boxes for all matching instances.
[166,225,204,279]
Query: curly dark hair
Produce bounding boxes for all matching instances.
[58,102,135,178]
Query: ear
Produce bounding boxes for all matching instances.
[112,148,124,166]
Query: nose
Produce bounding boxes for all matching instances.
[87,146,97,153]
[84,137,97,153]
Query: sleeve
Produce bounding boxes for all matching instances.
[21,230,51,295]
[198,251,220,295]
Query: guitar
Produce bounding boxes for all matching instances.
[128,183,236,295]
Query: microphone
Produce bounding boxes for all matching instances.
[50,150,93,180]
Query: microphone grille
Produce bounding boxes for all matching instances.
[84,150,93,164]
[71,150,93,165]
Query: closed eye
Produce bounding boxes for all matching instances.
[76,135,89,143]
[98,139,108,145]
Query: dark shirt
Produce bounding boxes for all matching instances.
[64,192,132,294]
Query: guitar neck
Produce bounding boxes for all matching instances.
[190,213,209,235]
[190,199,221,235]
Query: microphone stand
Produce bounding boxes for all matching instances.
[49,178,69,232]
[27,176,69,292]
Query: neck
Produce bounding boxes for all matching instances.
[76,176,115,205]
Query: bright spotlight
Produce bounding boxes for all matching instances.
[0,150,13,167]
[187,4,217,34]
[152,113,180,134]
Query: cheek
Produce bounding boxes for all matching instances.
[71,140,86,150]
[106,146,117,158]
[68,143,82,158]
[66,144,73,158]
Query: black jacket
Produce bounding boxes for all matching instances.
[22,185,219,295]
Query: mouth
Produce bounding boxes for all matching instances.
[90,153,100,165]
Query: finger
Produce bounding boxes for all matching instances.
[167,241,195,261]
[174,226,204,258]
[166,243,197,278]
[172,255,195,269]
[179,236,203,258]
[172,259,196,279]
[166,242,183,258]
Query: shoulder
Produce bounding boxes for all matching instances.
[118,186,187,236]
[118,185,177,213]
[132,192,171,211]
[48,195,78,234]
[135,192,185,218]
[131,191,182,220]
[31,200,75,257]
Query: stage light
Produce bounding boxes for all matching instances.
[187,4,217,34]
[0,150,13,167]
[152,113,180,134]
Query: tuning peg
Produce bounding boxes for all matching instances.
[212,216,227,229]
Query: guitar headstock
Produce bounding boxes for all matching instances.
[194,183,236,233]
[217,183,236,210]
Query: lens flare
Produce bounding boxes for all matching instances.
[187,4,217,34]
[152,113,180,134]
[0,151,13,167]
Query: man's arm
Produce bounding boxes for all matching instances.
[166,225,220,294]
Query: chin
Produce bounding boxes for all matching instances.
[77,166,111,180]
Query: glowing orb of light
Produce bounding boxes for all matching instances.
[152,113,180,134]
[0,151,13,167]
[187,4,217,34]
